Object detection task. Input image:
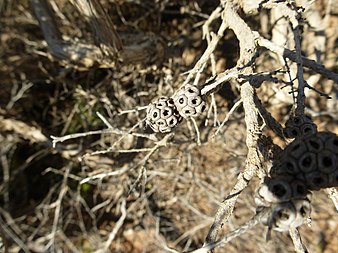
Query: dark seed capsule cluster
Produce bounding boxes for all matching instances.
[283,115,317,139]
[271,132,338,190]
[173,84,207,119]
[146,97,182,133]
[256,131,338,232]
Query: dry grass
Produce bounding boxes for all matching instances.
[0,0,337,253]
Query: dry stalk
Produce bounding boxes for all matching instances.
[69,0,123,58]
[0,139,16,210]
[51,122,157,149]
[266,2,307,115]
[0,207,30,253]
[193,208,270,253]
[212,99,243,137]
[183,8,229,85]
[255,35,338,82]
[30,0,112,68]
[0,115,48,144]
[80,133,174,184]
[95,199,127,253]
[289,228,308,253]
[253,95,285,139]
[46,166,70,252]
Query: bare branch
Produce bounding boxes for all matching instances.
[212,99,242,137]
[201,67,238,96]
[184,8,229,85]
[51,124,157,148]
[255,35,338,82]
[80,133,174,184]
[195,209,269,253]
[254,96,285,139]
[272,2,306,115]
[289,228,308,253]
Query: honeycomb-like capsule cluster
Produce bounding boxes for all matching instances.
[146,96,182,133]
[270,132,338,190]
[255,176,311,231]
[173,84,207,119]
[256,131,338,231]
[283,115,317,139]
[255,176,309,206]
[259,199,312,232]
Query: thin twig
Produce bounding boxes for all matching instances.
[6,81,33,110]
[305,82,332,99]
[289,227,308,253]
[325,188,338,212]
[96,199,127,253]
[0,208,30,253]
[82,119,157,157]
[194,208,269,253]
[289,7,306,116]
[42,167,83,181]
[190,117,201,146]
[212,99,242,137]
[205,93,219,127]
[80,133,174,184]
[255,35,338,82]
[254,96,285,139]
[183,7,229,85]
[202,6,222,40]
[46,166,70,252]
[118,106,148,115]
[51,123,157,148]
[96,111,113,129]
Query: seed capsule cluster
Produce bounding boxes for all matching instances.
[146,97,182,133]
[255,176,312,232]
[283,115,317,139]
[173,84,207,119]
[146,84,207,133]
[256,131,338,231]
[271,132,338,190]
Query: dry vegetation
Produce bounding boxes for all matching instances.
[0,0,338,253]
